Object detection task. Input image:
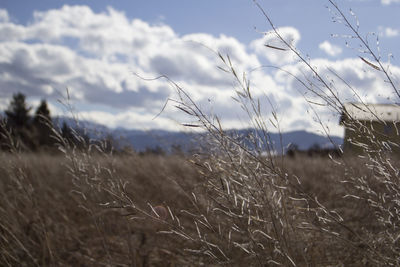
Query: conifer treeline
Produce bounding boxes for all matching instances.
[0,92,86,151]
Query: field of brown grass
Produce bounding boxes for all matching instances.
[0,152,202,266]
[1,151,397,266]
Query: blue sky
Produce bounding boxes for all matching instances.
[0,0,399,136]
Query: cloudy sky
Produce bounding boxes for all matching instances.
[1,0,399,136]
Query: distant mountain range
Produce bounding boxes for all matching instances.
[115,129,343,153]
[53,117,343,153]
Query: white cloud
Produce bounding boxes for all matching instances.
[383,27,399,37]
[0,9,9,23]
[0,5,399,137]
[0,5,259,131]
[0,41,168,108]
[250,27,301,65]
[272,57,400,135]
[318,41,343,57]
[0,97,8,111]
[276,57,397,102]
[381,0,400,4]
[78,110,185,131]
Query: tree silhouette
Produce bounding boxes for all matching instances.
[60,121,90,149]
[5,92,31,129]
[33,100,51,125]
[33,100,54,148]
[0,114,9,151]
[4,92,34,150]
[61,121,74,142]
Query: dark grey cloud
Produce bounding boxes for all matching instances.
[80,81,169,109]
[149,54,232,87]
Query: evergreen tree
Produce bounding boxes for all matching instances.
[33,100,51,125]
[5,92,31,129]
[61,121,76,147]
[4,92,34,150]
[33,100,54,148]
[0,114,7,151]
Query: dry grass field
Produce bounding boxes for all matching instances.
[0,152,202,266]
[1,150,398,266]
